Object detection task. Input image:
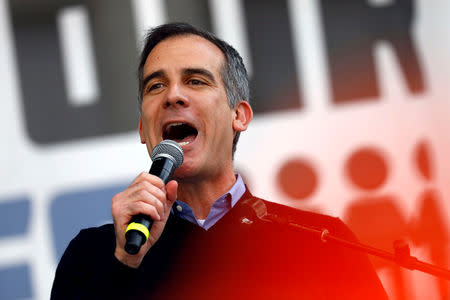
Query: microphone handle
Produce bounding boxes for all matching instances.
[124,215,153,255]
[149,156,176,185]
[124,158,176,255]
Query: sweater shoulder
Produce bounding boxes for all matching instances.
[76,223,116,247]
[60,223,116,261]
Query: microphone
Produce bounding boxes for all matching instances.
[124,140,184,255]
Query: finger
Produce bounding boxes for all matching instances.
[130,188,165,212]
[130,172,165,190]
[165,180,178,206]
[126,201,161,222]
[122,179,166,209]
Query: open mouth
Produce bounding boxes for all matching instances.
[163,122,198,146]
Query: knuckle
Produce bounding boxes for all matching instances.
[152,201,163,214]
[149,206,160,219]
[147,195,162,211]
[155,188,166,200]
[112,192,121,203]
[136,189,149,199]
[135,201,146,213]
[140,181,153,191]
[148,175,164,189]
[111,204,118,216]
[130,202,143,215]
[111,194,123,214]
[131,172,148,185]
[155,198,164,209]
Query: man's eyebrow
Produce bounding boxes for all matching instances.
[183,68,216,84]
[142,70,165,89]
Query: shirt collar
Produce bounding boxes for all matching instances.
[171,174,246,230]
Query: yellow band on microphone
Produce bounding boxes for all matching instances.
[125,222,149,241]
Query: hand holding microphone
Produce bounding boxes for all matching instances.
[112,140,183,267]
[125,140,184,254]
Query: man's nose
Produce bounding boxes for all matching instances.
[164,84,190,108]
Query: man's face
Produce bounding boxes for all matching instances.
[139,34,236,181]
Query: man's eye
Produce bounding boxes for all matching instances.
[147,83,163,92]
[189,79,204,85]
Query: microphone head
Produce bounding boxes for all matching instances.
[151,140,184,169]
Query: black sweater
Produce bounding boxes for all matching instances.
[51,191,388,300]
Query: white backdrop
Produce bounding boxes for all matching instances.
[0,0,449,299]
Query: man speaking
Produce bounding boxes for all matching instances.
[51,22,388,299]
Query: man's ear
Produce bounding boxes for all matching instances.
[138,118,146,144]
[232,101,253,133]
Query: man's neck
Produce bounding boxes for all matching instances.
[176,170,237,220]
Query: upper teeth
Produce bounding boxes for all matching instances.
[179,141,190,146]
[167,122,184,129]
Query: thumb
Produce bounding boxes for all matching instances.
[165,180,178,206]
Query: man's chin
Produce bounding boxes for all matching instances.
[172,163,198,182]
